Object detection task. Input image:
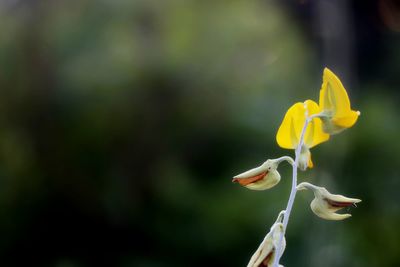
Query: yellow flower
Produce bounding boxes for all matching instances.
[247,211,286,267]
[319,68,360,134]
[232,160,281,190]
[276,100,329,170]
[297,182,361,221]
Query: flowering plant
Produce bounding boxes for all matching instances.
[233,68,361,267]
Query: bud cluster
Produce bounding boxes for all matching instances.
[233,68,361,267]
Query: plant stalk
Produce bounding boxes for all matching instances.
[272,111,316,267]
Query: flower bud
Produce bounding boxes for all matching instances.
[247,211,286,267]
[298,145,313,171]
[232,160,280,190]
[297,182,361,220]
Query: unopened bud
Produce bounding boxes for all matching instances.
[233,160,281,190]
[247,211,286,267]
[297,182,361,220]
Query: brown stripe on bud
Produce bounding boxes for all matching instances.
[232,171,268,186]
[325,198,355,208]
[259,250,274,267]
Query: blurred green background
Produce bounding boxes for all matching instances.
[0,0,400,266]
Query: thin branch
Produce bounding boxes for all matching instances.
[273,156,295,166]
[272,111,313,267]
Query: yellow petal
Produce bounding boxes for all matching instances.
[332,110,360,128]
[303,100,330,148]
[276,102,304,149]
[307,153,314,168]
[319,68,351,117]
[276,100,329,149]
[318,68,360,133]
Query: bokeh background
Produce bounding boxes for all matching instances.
[0,0,399,266]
